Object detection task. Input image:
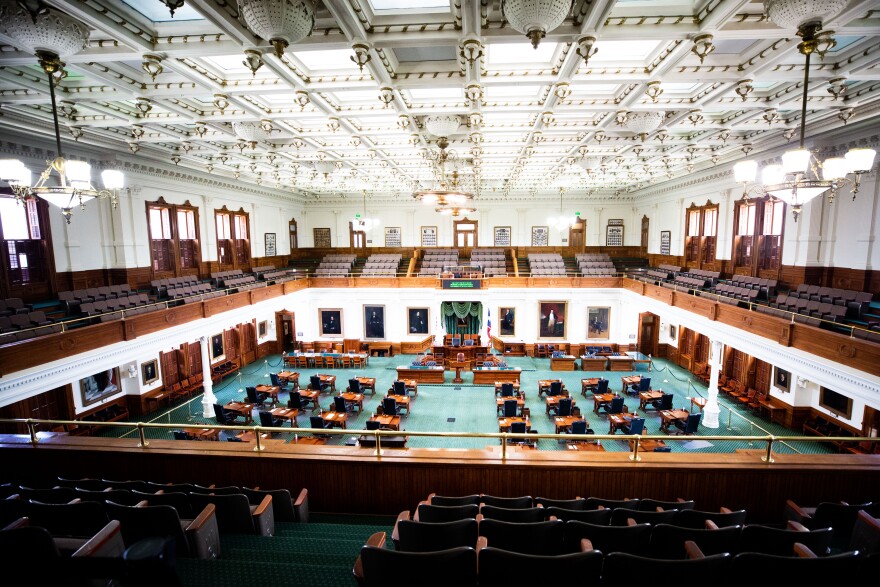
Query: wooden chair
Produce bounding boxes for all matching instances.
[736,388,757,406]
[295,355,309,369]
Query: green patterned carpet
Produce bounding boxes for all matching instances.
[102,353,833,456]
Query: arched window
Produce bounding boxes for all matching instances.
[146,198,200,277]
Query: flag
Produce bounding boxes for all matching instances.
[487,308,491,340]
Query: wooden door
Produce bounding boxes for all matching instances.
[276,310,296,353]
[453,218,477,249]
[569,218,585,252]
[638,312,657,356]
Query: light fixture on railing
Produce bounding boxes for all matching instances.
[0,2,124,224]
[732,10,876,221]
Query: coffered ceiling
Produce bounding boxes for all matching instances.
[0,0,878,207]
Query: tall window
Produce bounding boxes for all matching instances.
[731,197,785,275]
[0,197,50,291]
[146,198,201,277]
[215,207,250,269]
[684,201,718,269]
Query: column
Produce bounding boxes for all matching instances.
[703,339,723,428]
[200,336,217,417]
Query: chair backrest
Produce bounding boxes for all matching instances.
[610,508,680,526]
[349,378,361,393]
[310,375,321,389]
[288,393,302,410]
[478,519,565,555]
[549,381,562,396]
[360,545,478,587]
[639,499,695,512]
[558,397,572,416]
[503,399,518,417]
[597,379,609,393]
[811,502,874,550]
[674,509,747,529]
[659,393,674,410]
[563,520,652,555]
[534,497,586,510]
[602,549,731,575]
[188,493,256,535]
[132,490,193,518]
[639,377,652,391]
[245,387,259,403]
[738,524,833,556]
[729,548,858,583]
[501,383,514,396]
[310,415,326,431]
[416,504,479,523]
[393,380,406,395]
[451,337,461,347]
[25,501,110,538]
[396,518,478,552]
[480,505,545,523]
[212,404,228,423]
[365,420,381,430]
[104,501,190,557]
[683,413,701,433]
[172,430,189,440]
[628,417,646,435]
[242,487,296,523]
[477,548,603,586]
[510,421,527,434]
[609,396,624,413]
[480,495,533,509]
[383,397,397,416]
[464,338,474,346]
[258,411,276,427]
[269,373,280,386]
[585,497,640,511]
[334,396,347,412]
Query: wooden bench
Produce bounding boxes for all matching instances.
[802,411,859,451]
[71,397,130,436]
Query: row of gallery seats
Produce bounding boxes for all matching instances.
[361,254,402,277]
[314,254,356,277]
[576,254,616,277]
[528,253,566,276]
[353,493,879,586]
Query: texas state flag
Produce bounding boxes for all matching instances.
[487,308,491,340]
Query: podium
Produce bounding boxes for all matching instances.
[449,361,469,384]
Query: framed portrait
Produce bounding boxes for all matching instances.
[313,227,331,248]
[538,301,566,339]
[364,304,386,340]
[79,367,121,407]
[258,320,268,337]
[660,230,671,255]
[421,226,437,247]
[606,224,624,246]
[587,307,610,340]
[385,226,401,247]
[141,359,159,385]
[408,307,429,335]
[210,333,225,361]
[319,308,343,337]
[494,226,511,247]
[531,226,549,246]
[499,307,515,337]
[774,367,791,392]
[264,232,276,256]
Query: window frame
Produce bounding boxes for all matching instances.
[146,198,201,277]
[214,206,250,270]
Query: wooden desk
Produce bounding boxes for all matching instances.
[399,379,419,396]
[620,375,641,393]
[321,411,348,429]
[608,413,635,434]
[581,378,600,397]
[758,398,785,424]
[629,437,669,452]
[317,374,337,392]
[269,407,299,427]
[298,389,320,410]
[494,381,522,395]
[255,384,281,406]
[496,397,525,415]
[592,393,616,414]
[659,409,690,434]
[183,427,219,441]
[638,390,665,412]
[550,355,577,371]
[538,379,565,398]
[502,342,526,357]
[338,392,365,413]
[277,371,299,389]
[224,402,254,424]
[580,357,608,371]
[553,416,585,434]
[473,367,522,385]
[396,366,445,384]
[497,416,530,432]
[354,376,376,395]
[368,342,392,357]
[385,394,410,415]
[545,395,576,415]
[367,414,401,431]
[608,355,635,371]
[566,442,606,452]
[143,388,172,412]
[690,397,707,413]
[235,431,286,446]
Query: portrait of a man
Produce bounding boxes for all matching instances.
[587,307,610,340]
[499,307,515,336]
[211,334,224,360]
[408,308,429,334]
[320,309,343,337]
[539,302,566,338]
[774,367,791,392]
[364,305,385,339]
[141,360,158,385]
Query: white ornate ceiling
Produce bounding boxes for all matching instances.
[0,0,878,206]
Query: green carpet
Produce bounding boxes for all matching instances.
[99,352,834,456]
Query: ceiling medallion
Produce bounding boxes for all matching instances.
[576,36,597,67]
[242,49,264,76]
[142,54,164,81]
[238,0,315,58]
[502,0,573,48]
[350,40,371,72]
[645,81,663,103]
[735,79,754,101]
[691,34,715,63]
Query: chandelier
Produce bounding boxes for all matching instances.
[352,190,376,231]
[414,115,475,214]
[502,0,573,48]
[238,0,315,58]
[733,7,875,222]
[624,111,664,141]
[0,2,124,223]
[548,187,577,231]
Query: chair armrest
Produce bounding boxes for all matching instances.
[133,500,149,508]
[783,499,812,525]
[786,520,811,532]
[476,536,488,552]
[426,492,437,504]
[793,542,819,558]
[719,506,732,514]
[185,504,221,560]
[252,495,275,537]
[705,520,720,530]
[352,532,386,585]
[580,538,595,552]
[625,518,636,526]
[2,517,28,530]
[293,488,309,523]
[684,540,706,560]
[72,520,125,558]
[391,510,410,547]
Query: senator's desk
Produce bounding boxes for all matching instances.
[472,367,522,385]
[580,356,609,371]
[607,354,635,371]
[550,355,578,371]
[396,366,445,384]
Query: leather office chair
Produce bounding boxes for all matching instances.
[269,372,288,391]
[383,397,398,417]
[392,380,407,395]
[348,378,362,394]
[213,404,238,425]
[548,381,563,396]
[245,386,268,407]
[503,399,518,418]
[674,413,701,435]
[621,417,646,435]
[500,383,515,397]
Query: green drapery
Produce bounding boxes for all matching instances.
[441,301,482,335]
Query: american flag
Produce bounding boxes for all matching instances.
[487,308,491,340]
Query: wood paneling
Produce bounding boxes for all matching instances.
[0,321,124,377]
[673,293,716,321]
[123,303,204,340]
[249,283,284,304]
[204,291,250,316]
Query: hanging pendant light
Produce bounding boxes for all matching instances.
[238,0,315,58]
